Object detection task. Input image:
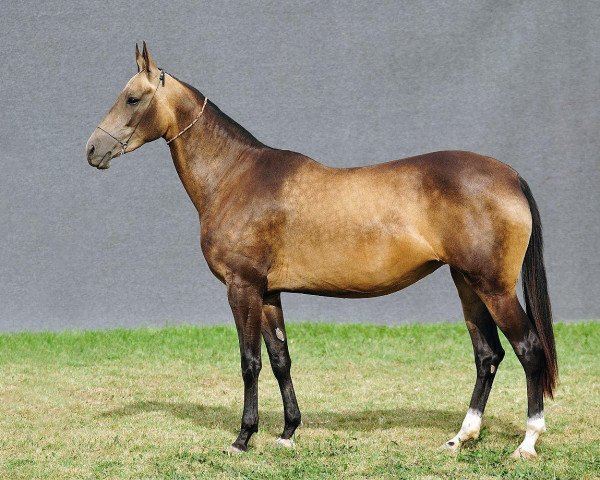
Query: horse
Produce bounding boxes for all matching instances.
[85,43,557,458]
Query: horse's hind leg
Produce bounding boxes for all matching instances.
[261,293,302,446]
[443,268,505,452]
[478,291,547,459]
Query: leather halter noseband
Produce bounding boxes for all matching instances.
[95,69,208,155]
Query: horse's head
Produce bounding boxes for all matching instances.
[85,43,170,169]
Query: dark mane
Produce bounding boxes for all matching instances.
[169,73,264,147]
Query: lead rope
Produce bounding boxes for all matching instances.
[165,96,208,144]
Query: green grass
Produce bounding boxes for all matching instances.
[0,322,597,479]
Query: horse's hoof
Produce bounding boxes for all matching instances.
[225,444,245,455]
[511,447,537,460]
[441,440,460,453]
[275,437,294,448]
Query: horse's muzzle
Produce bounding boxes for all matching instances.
[86,138,112,170]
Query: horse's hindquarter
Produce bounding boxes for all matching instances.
[268,159,442,296]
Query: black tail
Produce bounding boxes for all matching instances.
[519,176,558,398]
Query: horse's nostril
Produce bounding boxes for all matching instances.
[88,145,95,155]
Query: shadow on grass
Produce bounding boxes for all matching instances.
[101,401,518,437]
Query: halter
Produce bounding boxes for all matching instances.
[95,70,209,155]
[96,69,165,156]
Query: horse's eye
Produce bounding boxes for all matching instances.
[127,96,140,105]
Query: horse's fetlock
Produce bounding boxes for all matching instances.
[241,420,259,434]
[286,412,301,428]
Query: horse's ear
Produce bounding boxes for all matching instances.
[141,41,158,74]
[135,43,145,72]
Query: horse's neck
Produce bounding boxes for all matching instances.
[167,95,264,215]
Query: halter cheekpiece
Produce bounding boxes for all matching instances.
[95,69,208,155]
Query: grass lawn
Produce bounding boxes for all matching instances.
[0,322,597,479]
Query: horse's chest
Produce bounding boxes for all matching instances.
[200,238,229,284]
[200,228,271,285]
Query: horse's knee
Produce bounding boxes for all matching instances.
[271,352,291,379]
[241,353,262,383]
[475,345,505,377]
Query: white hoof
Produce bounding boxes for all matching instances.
[226,444,245,455]
[441,439,461,453]
[511,447,537,460]
[441,429,479,453]
[442,408,482,454]
[275,437,294,448]
[511,414,544,460]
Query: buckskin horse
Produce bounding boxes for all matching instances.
[85,43,557,458]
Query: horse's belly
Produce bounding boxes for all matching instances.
[268,231,440,297]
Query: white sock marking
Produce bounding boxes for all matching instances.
[515,413,545,455]
[446,408,482,449]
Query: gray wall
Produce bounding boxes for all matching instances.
[0,1,598,331]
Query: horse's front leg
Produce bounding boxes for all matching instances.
[226,277,264,453]
[261,293,301,447]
